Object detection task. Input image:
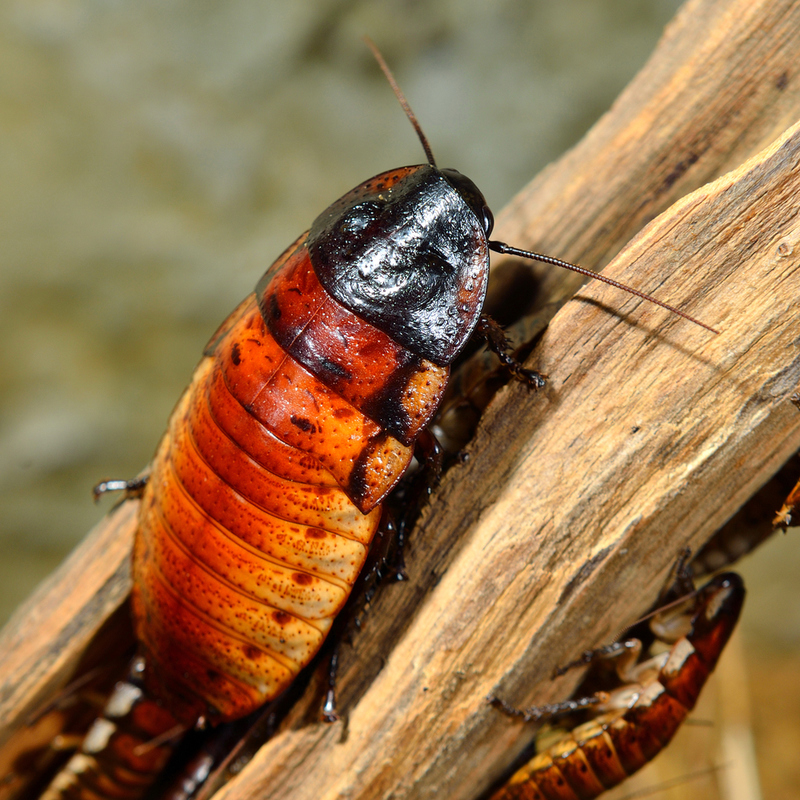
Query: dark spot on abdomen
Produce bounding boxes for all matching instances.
[243,645,262,661]
[290,415,315,433]
[273,611,291,627]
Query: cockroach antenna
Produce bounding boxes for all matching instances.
[488,241,720,334]
[364,36,437,167]
[366,36,718,335]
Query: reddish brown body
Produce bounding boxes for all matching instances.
[38,159,493,800]
[489,573,744,800]
[134,221,452,724]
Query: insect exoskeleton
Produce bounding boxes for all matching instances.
[131,161,495,725]
[488,573,745,800]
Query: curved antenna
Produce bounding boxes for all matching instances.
[362,40,715,335]
[364,36,437,167]
[489,240,719,334]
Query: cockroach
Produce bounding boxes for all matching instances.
[36,43,715,800]
[486,571,745,800]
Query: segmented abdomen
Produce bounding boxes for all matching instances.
[39,659,180,800]
[490,573,745,800]
[132,234,450,724]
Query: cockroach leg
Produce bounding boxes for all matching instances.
[321,648,340,723]
[551,639,642,679]
[487,692,608,724]
[315,515,398,722]
[414,427,445,496]
[476,314,547,389]
[91,475,149,503]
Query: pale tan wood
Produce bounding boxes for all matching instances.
[2,0,800,797]
[487,0,800,318]
[0,499,136,742]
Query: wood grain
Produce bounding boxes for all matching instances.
[0,499,136,741]
[486,0,800,319]
[0,498,136,800]
[1,0,800,798]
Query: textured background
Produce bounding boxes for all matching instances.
[0,1,797,797]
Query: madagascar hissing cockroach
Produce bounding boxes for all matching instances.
[37,43,716,800]
[486,571,745,800]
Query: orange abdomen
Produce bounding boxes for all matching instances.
[131,235,449,724]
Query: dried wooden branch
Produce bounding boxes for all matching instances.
[487,0,800,317]
[1,0,800,798]
[0,500,136,745]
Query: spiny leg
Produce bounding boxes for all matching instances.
[475,314,547,389]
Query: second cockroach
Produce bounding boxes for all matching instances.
[488,571,745,800]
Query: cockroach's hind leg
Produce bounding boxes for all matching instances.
[382,515,407,583]
[370,427,442,583]
[550,640,639,679]
[364,512,404,593]
[316,509,400,721]
[413,427,444,499]
[487,692,608,724]
[380,428,443,583]
[92,474,149,503]
[476,314,547,389]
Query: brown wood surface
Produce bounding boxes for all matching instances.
[486,0,800,318]
[0,499,137,800]
[0,499,136,731]
[2,0,800,798]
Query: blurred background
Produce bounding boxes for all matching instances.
[0,1,797,798]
